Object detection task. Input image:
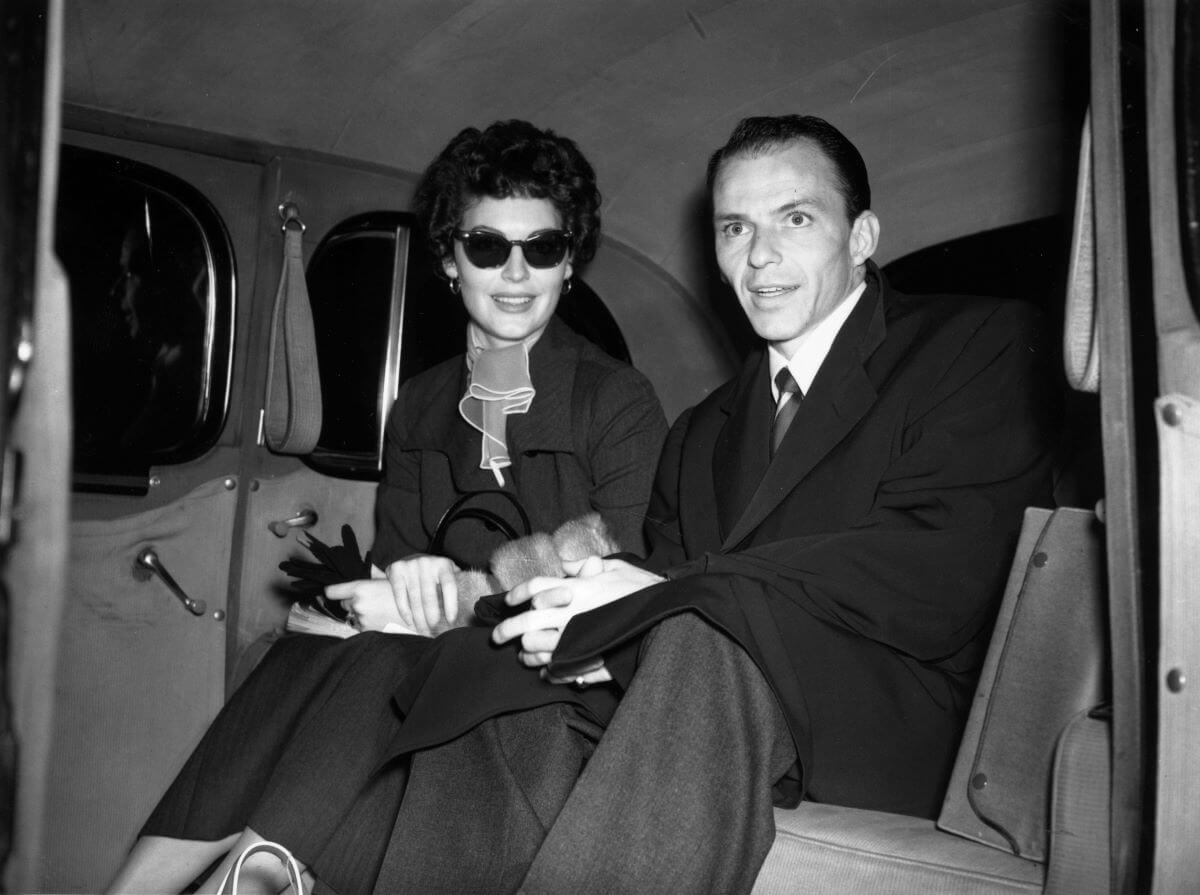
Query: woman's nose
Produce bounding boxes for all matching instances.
[501,246,531,281]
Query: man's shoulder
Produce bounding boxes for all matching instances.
[881,283,1046,359]
[884,283,1040,328]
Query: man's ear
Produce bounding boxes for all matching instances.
[849,211,880,266]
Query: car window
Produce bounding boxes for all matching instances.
[56,146,235,493]
[305,212,464,478]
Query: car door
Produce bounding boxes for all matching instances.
[38,128,434,892]
[3,0,71,891]
[37,130,255,892]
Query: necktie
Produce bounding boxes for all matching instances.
[771,367,802,457]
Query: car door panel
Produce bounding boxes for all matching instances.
[44,475,235,891]
[233,469,377,668]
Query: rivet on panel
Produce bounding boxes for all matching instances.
[1031,552,1048,568]
[250,479,261,491]
[971,773,988,791]
[148,475,161,488]
[223,477,237,490]
[1167,668,1186,693]
[212,609,227,622]
[1162,403,1183,427]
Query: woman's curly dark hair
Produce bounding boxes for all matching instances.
[413,120,601,274]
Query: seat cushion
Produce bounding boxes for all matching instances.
[753,802,1044,894]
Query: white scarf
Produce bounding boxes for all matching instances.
[458,323,538,486]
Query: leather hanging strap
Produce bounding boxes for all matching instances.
[262,204,323,454]
[1064,110,1100,394]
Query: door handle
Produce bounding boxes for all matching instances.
[136,547,207,616]
[268,508,318,538]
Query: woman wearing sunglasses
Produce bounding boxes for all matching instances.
[107,120,667,894]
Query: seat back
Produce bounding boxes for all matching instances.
[937,506,1108,860]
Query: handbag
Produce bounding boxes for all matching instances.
[217,840,306,894]
[428,487,532,554]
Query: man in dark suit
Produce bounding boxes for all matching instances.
[487,115,1057,892]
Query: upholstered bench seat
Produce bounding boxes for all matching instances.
[752,507,1109,894]
[753,803,1043,894]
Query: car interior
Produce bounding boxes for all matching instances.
[3,0,1198,892]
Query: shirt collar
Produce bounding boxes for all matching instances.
[768,279,868,401]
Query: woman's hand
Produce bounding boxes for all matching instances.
[324,569,404,632]
[382,554,461,635]
[325,555,460,635]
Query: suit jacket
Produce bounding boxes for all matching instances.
[548,268,1058,817]
[372,316,667,568]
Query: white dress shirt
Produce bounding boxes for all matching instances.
[768,280,867,403]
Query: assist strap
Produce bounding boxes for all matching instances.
[1064,110,1100,394]
[262,203,323,454]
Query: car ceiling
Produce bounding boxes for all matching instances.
[62,0,1087,305]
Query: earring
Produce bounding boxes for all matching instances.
[561,278,573,296]
[449,278,461,295]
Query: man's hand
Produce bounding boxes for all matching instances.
[325,555,460,635]
[492,557,664,677]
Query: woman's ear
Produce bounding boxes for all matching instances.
[564,257,574,283]
[442,257,459,281]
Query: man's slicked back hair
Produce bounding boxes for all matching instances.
[706,115,871,223]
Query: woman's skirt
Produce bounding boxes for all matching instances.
[140,631,431,843]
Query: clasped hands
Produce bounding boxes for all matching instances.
[325,553,662,686]
[492,556,664,686]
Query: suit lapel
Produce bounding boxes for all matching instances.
[711,353,772,540]
[720,275,887,550]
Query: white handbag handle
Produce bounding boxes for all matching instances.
[220,840,306,894]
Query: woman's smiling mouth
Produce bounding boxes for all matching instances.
[492,293,536,309]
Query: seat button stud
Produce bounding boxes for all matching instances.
[1167,668,1186,693]
[971,773,988,790]
[1032,552,1048,568]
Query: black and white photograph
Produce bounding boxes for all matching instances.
[2,1,1194,892]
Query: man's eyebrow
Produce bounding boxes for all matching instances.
[713,197,823,221]
[773,197,821,215]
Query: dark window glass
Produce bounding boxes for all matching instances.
[306,211,628,479]
[56,146,235,493]
[306,212,465,477]
[307,231,397,457]
[1181,0,1200,319]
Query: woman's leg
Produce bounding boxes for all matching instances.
[107,636,365,893]
[104,833,239,894]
